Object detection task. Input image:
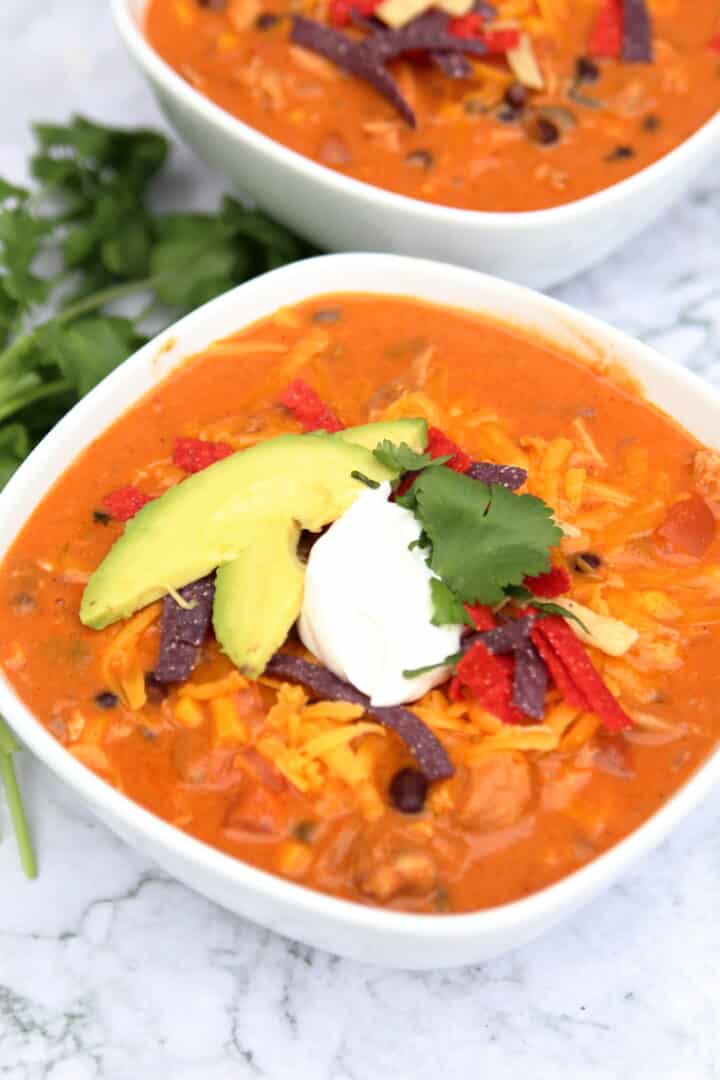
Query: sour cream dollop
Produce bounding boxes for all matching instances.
[299,483,463,707]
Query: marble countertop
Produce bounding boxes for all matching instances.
[2,3,720,1077]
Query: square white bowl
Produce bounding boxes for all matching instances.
[112,0,720,290]
[1,253,719,968]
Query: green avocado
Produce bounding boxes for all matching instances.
[335,417,427,454]
[81,419,428,677]
[212,417,428,674]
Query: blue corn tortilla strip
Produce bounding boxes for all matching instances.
[432,51,474,78]
[464,613,548,718]
[622,0,652,62]
[291,12,488,126]
[265,653,454,780]
[466,460,527,491]
[511,640,548,720]
[154,575,215,684]
[291,16,416,126]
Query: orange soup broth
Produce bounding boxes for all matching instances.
[1,294,719,912]
[145,0,720,212]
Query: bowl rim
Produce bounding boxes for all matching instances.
[112,0,720,230]
[2,250,720,942]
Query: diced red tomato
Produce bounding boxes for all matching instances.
[708,32,720,53]
[523,565,571,599]
[655,493,716,559]
[589,0,623,58]
[279,379,343,433]
[452,642,524,724]
[102,485,153,522]
[427,426,472,473]
[173,437,233,475]
[532,616,632,732]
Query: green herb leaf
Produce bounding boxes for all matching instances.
[409,468,562,606]
[373,439,450,475]
[0,423,30,487]
[403,651,463,678]
[47,316,144,397]
[429,577,473,626]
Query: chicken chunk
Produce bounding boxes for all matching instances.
[456,751,533,833]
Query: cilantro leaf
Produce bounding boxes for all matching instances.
[47,316,145,397]
[410,468,562,606]
[373,439,451,475]
[429,578,473,627]
[0,423,29,487]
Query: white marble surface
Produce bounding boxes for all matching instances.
[2,3,720,1077]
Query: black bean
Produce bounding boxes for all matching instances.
[642,113,660,132]
[572,551,602,573]
[311,307,342,324]
[93,510,111,526]
[95,691,119,709]
[605,145,635,162]
[575,56,600,84]
[405,149,434,169]
[504,82,528,111]
[144,672,169,704]
[255,12,281,29]
[291,820,316,843]
[527,114,560,145]
[389,767,428,814]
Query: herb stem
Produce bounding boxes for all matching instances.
[56,276,157,324]
[0,717,37,879]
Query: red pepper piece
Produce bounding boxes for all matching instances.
[102,486,153,522]
[329,0,380,27]
[531,626,590,711]
[709,32,720,53]
[589,0,623,57]
[464,603,496,631]
[427,426,472,473]
[453,642,524,724]
[532,616,632,732]
[448,12,485,38]
[523,565,571,598]
[483,28,521,51]
[280,379,343,433]
[173,437,233,475]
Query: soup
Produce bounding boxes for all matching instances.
[1,294,719,913]
[145,0,720,212]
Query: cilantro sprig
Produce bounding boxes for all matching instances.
[398,464,562,606]
[0,116,314,488]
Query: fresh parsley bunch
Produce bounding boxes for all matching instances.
[0,116,315,487]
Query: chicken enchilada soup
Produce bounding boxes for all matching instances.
[1,294,720,913]
[145,0,720,212]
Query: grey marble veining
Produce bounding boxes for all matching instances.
[2,3,720,1077]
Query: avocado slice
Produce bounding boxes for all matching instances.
[81,433,401,632]
[212,418,429,675]
[335,417,427,454]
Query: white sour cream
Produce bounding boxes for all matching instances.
[298,483,462,707]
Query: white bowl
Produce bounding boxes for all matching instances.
[2,253,719,969]
[111,0,720,290]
